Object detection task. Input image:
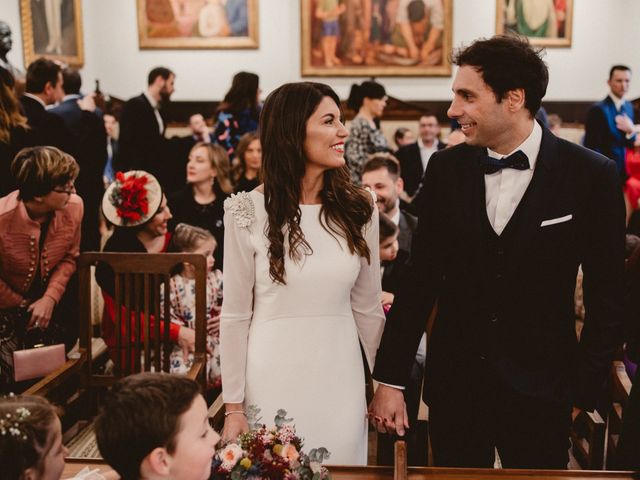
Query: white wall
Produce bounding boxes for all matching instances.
[3,0,640,102]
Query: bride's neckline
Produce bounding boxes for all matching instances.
[253,189,322,207]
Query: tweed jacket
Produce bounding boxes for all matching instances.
[0,190,83,308]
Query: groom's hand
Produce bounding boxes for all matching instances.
[368,383,409,436]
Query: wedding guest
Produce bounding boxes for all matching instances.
[0,67,33,197]
[95,372,220,480]
[232,131,261,193]
[97,170,196,362]
[344,80,391,184]
[369,35,624,470]
[0,393,118,480]
[221,81,385,464]
[0,146,81,387]
[163,223,223,390]
[393,127,415,150]
[169,143,233,269]
[212,71,261,160]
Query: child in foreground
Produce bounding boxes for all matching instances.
[0,393,117,480]
[95,372,220,480]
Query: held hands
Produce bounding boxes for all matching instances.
[368,383,409,436]
[615,114,635,135]
[27,295,56,329]
[178,326,196,361]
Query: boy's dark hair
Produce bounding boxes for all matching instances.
[25,58,61,94]
[362,155,401,180]
[450,35,549,117]
[95,373,200,480]
[62,68,82,95]
[379,212,399,241]
[148,66,174,86]
[609,64,631,80]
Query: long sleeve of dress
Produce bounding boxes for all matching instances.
[220,194,256,403]
[351,204,386,372]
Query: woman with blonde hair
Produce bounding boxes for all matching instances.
[169,142,232,268]
[232,131,261,193]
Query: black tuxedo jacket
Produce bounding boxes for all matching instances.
[118,94,167,179]
[398,209,417,254]
[396,140,446,197]
[373,126,625,411]
[20,95,73,153]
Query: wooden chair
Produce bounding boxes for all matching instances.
[27,252,209,456]
[606,360,632,469]
[570,409,606,469]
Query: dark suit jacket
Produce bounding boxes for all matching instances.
[398,209,417,254]
[117,94,168,181]
[373,126,625,411]
[51,97,107,251]
[584,96,636,178]
[20,95,73,153]
[396,140,446,197]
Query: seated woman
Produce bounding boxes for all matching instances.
[97,170,195,362]
[232,131,261,193]
[169,143,233,269]
[0,146,81,390]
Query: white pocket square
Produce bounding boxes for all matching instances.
[540,214,572,227]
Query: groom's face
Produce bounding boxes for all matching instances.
[447,65,513,153]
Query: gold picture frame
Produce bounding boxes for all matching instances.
[20,0,85,67]
[137,0,259,49]
[301,0,453,77]
[496,0,573,47]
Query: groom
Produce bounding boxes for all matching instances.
[369,35,625,469]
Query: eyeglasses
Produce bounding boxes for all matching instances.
[52,185,76,195]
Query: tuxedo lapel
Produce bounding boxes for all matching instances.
[501,127,560,248]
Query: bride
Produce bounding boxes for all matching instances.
[220,81,385,465]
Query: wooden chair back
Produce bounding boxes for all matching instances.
[78,252,208,391]
[570,410,605,469]
[606,361,632,469]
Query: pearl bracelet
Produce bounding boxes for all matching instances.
[224,410,247,417]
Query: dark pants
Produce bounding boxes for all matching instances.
[429,363,572,469]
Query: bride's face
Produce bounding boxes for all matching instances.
[303,96,349,172]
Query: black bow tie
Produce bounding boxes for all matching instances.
[479,150,530,174]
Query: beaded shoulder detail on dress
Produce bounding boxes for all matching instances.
[224,191,256,228]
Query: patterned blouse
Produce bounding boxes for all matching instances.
[161,270,223,389]
[345,117,390,185]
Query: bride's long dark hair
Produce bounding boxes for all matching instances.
[261,82,373,285]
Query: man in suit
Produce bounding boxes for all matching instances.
[369,35,625,469]
[362,155,417,253]
[117,66,176,188]
[584,65,636,180]
[396,113,446,197]
[20,58,70,152]
[51,68,106,251]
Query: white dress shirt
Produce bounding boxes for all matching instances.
[143,90,164,134]
[418,138,439,173]
[485,120,541,235]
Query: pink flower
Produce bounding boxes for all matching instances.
[279,444,300,463]
[219,443,243,471]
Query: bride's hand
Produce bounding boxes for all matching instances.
[222,412,249,442]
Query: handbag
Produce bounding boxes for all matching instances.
[0,307,66,383]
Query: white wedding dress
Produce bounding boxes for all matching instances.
[220,190,385,465]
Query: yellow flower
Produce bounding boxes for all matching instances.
[240,458,252,469]
[273,444,283,455]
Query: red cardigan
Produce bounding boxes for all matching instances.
[0,190,83,308]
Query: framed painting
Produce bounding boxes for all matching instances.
[20,0,84,67]
[137,0,259,49]
[496,0,573,47]
[301,0,453,77]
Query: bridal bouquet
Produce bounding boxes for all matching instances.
[212,407,331,480]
